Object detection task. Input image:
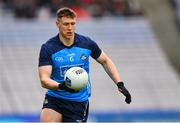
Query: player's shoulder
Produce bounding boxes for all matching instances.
[75,33,93,41]
[75,33,98,46]
[42,34,59,48]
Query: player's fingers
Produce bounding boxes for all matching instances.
[125,95,131,104]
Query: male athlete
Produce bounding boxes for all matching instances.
[38,7,131,122]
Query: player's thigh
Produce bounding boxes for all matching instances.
[40,108,63,122]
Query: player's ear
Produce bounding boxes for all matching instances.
[56,20,59,27]
[56,18,61,26]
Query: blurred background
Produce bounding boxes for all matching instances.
[0,0,180,122]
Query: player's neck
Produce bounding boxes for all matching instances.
[59,34,74,46]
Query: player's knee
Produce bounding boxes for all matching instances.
[40,109,62,122]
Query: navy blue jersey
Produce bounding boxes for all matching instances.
[39,33,102,102]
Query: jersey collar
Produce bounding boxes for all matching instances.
[56,33,78,48]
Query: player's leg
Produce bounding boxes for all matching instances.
[40,108,62,122]
[62,100,89,122]
[41,95,63,122]
[41,94,89,122]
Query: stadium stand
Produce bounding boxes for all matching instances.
[0,14,180,121]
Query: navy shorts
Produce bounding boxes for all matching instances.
[42,94,89,122]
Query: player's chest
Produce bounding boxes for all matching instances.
[51,47,91,66]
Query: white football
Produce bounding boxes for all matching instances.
[64,67,88,91]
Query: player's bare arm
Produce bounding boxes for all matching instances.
[39,66,79,93]
[96,51,122,84]
[38,65,59,90]
[96,51,132,104]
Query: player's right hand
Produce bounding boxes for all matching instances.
[58,82,78,93]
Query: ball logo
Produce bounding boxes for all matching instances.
[65,77,71,87]
[75,69,83,74]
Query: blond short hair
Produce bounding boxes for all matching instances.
[56,7,77,19]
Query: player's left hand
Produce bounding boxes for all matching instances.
[117,81,131,104]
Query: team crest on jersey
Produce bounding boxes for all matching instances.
[80,54,87,60]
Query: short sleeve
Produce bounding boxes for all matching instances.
[90,40,102,59]
[38,44,52,66]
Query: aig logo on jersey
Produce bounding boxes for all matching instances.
[80,54,87,60]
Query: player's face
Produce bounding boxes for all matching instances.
[56,17,76,40]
